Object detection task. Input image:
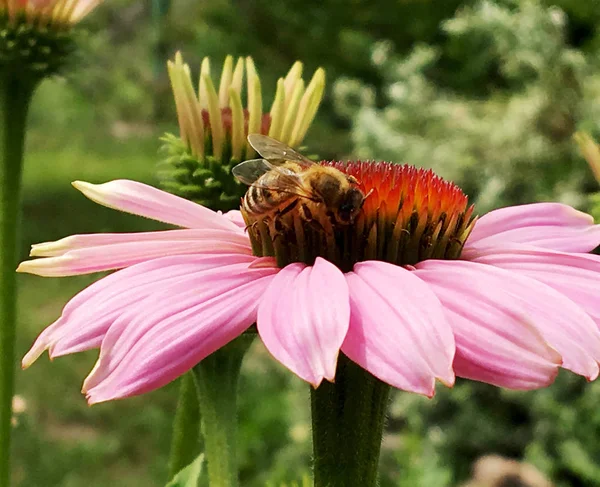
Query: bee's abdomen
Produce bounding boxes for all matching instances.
[243,175,288,215]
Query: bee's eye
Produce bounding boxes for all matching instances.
[337,202,355,223]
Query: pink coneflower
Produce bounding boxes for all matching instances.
[19,163,600,404]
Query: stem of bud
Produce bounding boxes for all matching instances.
[168,372,202,478]
[0,76,36,487]
[190,334,255,487]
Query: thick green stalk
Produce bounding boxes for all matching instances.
[192,335,255,487]
[0,77,35,487]
[168,372,202,479]
[311,354,392,487]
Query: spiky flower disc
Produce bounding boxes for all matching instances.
[243,161,476,271]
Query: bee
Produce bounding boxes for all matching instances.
[232,135,367,225]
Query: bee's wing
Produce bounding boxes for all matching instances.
[232,158,315,200]
[248,134,314,168]
[231,158,274,186]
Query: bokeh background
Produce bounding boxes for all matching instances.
[12,0,600,485]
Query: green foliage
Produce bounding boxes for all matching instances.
[271,474,311,487]
[166,454,204,487]
[335,0,600,212]
[69,0,157,122]
[387,373,600,487]
[591,192,600,221]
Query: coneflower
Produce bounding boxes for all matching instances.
[20,164,600,402]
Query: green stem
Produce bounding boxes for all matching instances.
[192,334,255,487]
[168,372,202,479]
[0,76,36,487]
[311,354,392,487]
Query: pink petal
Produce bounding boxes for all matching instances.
[467,203,600,252]
[84,264,278,404]
[257,258,350,387]
[464,245,600,327]
[223,210,247,228]
[28,229,251,257]
[452,351,559,390]
[73,180,241,231]
[342,261,455,397]
[17,230,252,277]
[22,253,257,367]
[415,260,600,383]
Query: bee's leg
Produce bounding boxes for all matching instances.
[244,220,260,233]
[278,199,299,218]
[269,201,301,244]
[299,203,313,221]
[300,204,326,233]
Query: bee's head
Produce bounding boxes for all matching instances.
[311,169,366,225]
[334,186,366,224]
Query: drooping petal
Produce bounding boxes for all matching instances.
[17,230,252,277]
[73,180,241,231]
[28,229,251,257]
[22,253,257,367]
[83,264,278,404]
[342,261,455,397]
[466,203,600,252]
[415,260,600,383]
[257,258,350,387]
[452,350,559,390]
[463,245,600,327]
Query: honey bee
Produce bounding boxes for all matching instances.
[232,135,367,225]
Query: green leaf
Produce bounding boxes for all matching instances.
[166,454,204,487]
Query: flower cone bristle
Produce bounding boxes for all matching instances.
[243,161,476,271]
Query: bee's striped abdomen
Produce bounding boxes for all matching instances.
[242,173,294,216]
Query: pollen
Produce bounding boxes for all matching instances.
[243,161,477,271]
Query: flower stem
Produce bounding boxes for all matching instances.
[192,334,255,487]
[168,372,202,479]
[0,77,36,487]
[311,354,392,487]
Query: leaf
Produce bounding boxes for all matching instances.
[166,454,204,487]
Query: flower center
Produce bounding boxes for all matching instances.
[242,161,476,271]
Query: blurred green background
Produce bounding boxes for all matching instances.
[12,0,600,486]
